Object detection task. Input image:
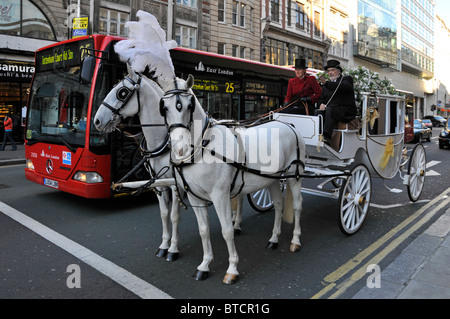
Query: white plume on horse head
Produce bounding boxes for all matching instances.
[114,10,177,90]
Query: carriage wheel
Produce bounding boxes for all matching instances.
[247,181,285,213]
[338,165,372,236]
[247,188,274,212]
[407,144,426,202]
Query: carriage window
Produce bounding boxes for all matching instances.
[389,101,399,134]
[368,98,402,135]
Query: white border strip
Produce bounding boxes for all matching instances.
[0,201,172,299]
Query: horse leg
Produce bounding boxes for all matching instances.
[288,179,303,253]
[266,182,284,250]
[231,197,243,236]
[155,188,171,258]
[166,186,182,261]
[189,198,214,281]
[212,195,239,284]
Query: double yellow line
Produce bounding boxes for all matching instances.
[312,187,450,299]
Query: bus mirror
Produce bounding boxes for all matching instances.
[80,56,96,84]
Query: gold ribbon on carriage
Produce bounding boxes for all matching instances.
[379,137,395,171]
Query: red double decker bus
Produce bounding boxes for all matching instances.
[25,35,306,198]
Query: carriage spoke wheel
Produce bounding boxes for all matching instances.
[338,165,372,235]
[407,144,426,202]
[247,181,285,213]
[247,187,274,212]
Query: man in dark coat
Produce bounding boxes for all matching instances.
[315,59,357,144]
[282,58,322,115]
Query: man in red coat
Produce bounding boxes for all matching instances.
[282,58,322,115]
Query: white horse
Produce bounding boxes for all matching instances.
[94,65,183,261]
[160,75,306,284]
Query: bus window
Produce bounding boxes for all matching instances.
[195,91,240,120]
[245,95,280,119]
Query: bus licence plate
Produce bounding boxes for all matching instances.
[44,178,59,189]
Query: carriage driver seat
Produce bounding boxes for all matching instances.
[330,118,361,152]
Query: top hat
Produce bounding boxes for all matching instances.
[294,58,307,69]
[324,59,343,72]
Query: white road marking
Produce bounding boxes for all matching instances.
[426,160,441,169]
[0,201,172,299]
[370,199,430,210]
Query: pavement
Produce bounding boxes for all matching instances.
[0,142,26,166]
[1,142,449,299]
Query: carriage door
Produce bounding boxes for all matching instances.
[366,94,405,179]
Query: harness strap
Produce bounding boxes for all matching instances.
[172,164,213,206]
[140,134,171,158]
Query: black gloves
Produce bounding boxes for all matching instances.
[300,97,311,103]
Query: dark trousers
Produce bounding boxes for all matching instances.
[1,131,17,151]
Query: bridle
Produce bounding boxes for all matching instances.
[159,79,196,133]
[101,74,142,121]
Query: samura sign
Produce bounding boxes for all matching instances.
[0,60,35,82]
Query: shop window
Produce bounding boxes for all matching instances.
[0,0,55,40]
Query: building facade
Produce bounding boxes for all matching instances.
[1,0,449,142]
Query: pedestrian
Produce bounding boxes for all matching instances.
[315,59,357,145]
[281,58,322,115]
[1,113,17,151]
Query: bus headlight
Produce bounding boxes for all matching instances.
[73,171,103,183]
[26,159,35,170]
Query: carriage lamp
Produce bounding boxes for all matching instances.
[73,171,103,183]
[369,92,378,110]
[26,159,35,170]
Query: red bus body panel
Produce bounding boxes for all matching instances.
[25,143,112,198]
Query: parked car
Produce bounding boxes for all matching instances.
[439,120,450,149]
[413,119,432,143]
[423,115,447,127]
[422,119,433,129]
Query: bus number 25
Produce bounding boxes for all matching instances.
[226,82,235,93]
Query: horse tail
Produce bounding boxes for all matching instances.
[283,183,294,224]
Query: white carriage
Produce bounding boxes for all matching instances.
[248,92,426,235]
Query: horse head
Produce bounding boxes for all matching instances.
[94,64,145,133]
[160,75,204,161]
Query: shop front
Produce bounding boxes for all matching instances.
[0,59,34,143]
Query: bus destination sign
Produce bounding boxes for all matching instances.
[36,39,94,72]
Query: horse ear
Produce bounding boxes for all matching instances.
[159,99,166,117]
[186,74,194,89]
[126,62,133,75]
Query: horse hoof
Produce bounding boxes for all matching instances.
[166,252,179,262]
[266,241,278,250]
[234,228,241,236]
[290,243,301,253]
[155,248,168,258]
[223,273,239,285]
[193,270,209,281]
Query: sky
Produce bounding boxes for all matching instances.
[435,0,450,24]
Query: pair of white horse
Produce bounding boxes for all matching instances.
[94,67,306,284]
